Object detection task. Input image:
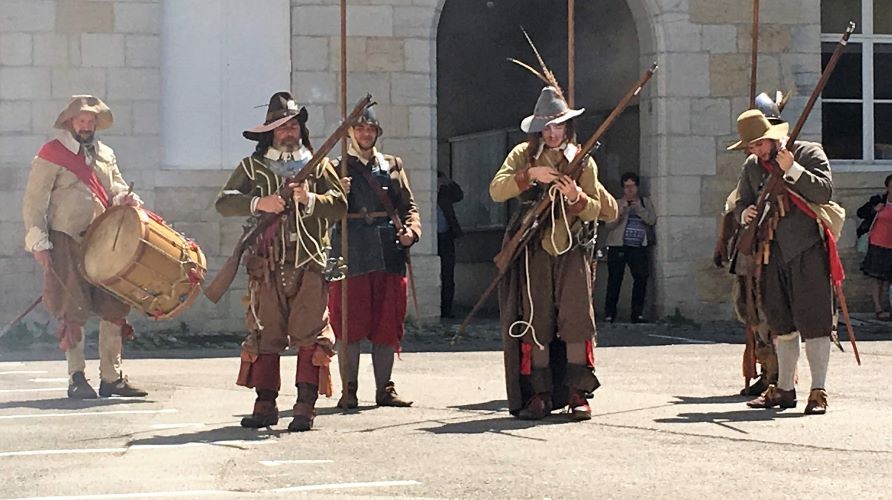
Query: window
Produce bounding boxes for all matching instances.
[821,0,892,166]
[160,0,291,170]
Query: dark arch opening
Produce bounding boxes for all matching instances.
[436,0,641,315]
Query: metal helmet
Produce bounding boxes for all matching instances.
[754,91,786,125]
[357,104,382,135]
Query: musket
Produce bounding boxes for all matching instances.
[204,94,374,303]
[737,22,855,256]
[735,22,861,364]
[0,295,42,340]
[749,0,760,108]
[457,63,658,335]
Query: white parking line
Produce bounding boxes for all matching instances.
[29,378,69,383]
[0,408,177,420]
[0,371,47,376]
[13,489,234,499]
[0,439,275,458]
[268,480,422,493]
[259,459,334,466]
[0,388,67,394]
[647,334,716,344]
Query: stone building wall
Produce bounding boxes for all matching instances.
[0,0,170,330]
[644,0,826,320]
[0,0,885,333]
[290,0,442,320]
[647,0,884,318]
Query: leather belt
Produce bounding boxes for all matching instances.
[346,210,388,224]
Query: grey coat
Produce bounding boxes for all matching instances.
[734,142,833,262]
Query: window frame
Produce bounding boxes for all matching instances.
[821,0,892,171]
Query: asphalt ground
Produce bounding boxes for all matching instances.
[0,319,890,499]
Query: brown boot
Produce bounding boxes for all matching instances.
[240,400,278,428]
[804,388,828,415]
[517,393,552,420]
[288,402,315,432]
[288,383,318,432]
[338,382,358,410]
[747,385,796,409]
[376,381,413,407]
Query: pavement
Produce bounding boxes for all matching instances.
[0,319,890,499]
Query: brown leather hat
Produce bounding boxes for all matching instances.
[54,95,113,131]
[727,109,789,151]
[243,91,308,141]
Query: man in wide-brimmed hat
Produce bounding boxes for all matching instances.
[716,93,787,398]
[22,95,147,399]
[327,104,420,410]
[730,108,835,415]
[489,86,617,421]
[216,91,346,432]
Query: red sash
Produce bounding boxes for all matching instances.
[37,139,110,208]
[759,160,845,286]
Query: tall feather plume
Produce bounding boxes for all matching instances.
[506,58,549,85]
[776,90,791,113]
[507,26,566,102]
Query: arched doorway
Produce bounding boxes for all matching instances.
[435,0,644,316]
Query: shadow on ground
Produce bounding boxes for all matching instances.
[0,397,155,411]
[126,425,287,447]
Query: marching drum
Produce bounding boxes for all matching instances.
[81,206,206,320]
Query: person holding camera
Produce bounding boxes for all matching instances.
[603,172,656,323]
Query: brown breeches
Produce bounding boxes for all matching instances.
[762,241,833,340]
[236,255,335,393]
[43,231,129,326]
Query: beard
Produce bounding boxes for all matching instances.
[74,130,95,144]
[274,136,300,152]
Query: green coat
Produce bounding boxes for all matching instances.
[216,154,346,269]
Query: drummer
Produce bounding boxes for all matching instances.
[22,95,148,399]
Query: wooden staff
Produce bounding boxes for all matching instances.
[111,182,134,251]
[339,0,350,395]
[743,0,757,388]
[567,0,575,107]
[749,0,760,108]
[836,283,861,365]
[0,295,42,340]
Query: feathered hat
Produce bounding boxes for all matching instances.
[508,28,584,134]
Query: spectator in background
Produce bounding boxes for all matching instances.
[603,172,657,323]
[857,174,892,321]
[437,170,464,318]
